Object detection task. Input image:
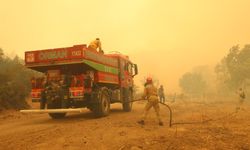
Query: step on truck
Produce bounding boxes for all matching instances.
[21,44,138,119]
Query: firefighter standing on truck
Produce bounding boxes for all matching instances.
[88,38,104,54]
[138,77,164,126]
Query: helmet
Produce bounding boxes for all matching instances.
[146,77,153,84]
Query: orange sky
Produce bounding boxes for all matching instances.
[1,0,250,92]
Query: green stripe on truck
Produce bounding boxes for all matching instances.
[83,59,119,75]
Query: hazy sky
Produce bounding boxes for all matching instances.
[1,0,250,92]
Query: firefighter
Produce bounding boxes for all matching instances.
[238,88,246,103]
[138,77,164,126]
[59,75,67,108]
[88,38,104,54]
[237,88,246,104]
[158,85,165,103]
[60,72,72,108]
[40,74,48,109]
[236,88,246,110]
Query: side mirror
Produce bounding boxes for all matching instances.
[133,64,138,77]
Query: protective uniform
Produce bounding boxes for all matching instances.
[40,77,48,109]
[88,38,103,53]
[158,85,165,103]
[138,77,163,126]
[238,88,245,104]
[236,88,246,111]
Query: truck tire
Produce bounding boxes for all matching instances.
[93,88,110,117]
[47,101,66,119]
[123,89,133,112]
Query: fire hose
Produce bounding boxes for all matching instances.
[129,99,173,127]
[129,99,238,127]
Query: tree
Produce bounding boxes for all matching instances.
[179,72,206,95]
[215,44,250,91]
[0,48,4,61]
[0,48,37,109]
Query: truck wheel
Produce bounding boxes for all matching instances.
[123,90,133,112]
[93,89,110,117]
[47,101,66,119]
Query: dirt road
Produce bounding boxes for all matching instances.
[0,99,250,150]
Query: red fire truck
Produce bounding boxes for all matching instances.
[21,44,138,119]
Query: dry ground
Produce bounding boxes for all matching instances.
[0,98,249,150]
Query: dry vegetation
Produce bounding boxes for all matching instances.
[0,49,37,110]
[0,97,249,150]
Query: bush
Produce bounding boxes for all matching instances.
[0,50,36,110]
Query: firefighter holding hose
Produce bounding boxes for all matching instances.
[138,77,164,126]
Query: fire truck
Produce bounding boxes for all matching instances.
[21,44,138,119]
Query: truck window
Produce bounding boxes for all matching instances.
[128,63,133,75]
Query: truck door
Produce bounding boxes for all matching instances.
[118,58,134,88]
[125,62,134,87]
[118,58,126,87]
